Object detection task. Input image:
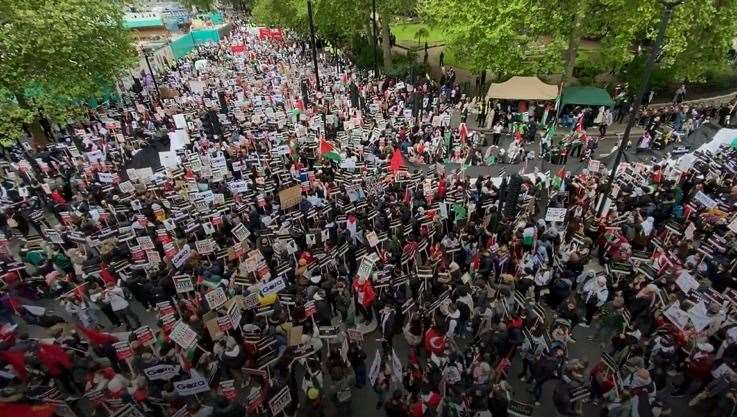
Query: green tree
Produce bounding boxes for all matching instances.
[414,27,429,46]
[251,0,308,36]
[181,0,215,12]
[421,0,737,83]
[0,0,136,145]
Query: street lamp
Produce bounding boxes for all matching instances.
[371,0,379,77]
[596,0,685,216]
[307,0,321,91]
[142,47,161,98]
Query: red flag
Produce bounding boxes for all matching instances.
[99,264,116,285]
[73,282,88,300]
[0,403,56,417]
[38,344,72,375]
[403,187,411,204]
[389,149,406,173]
[0,350,27,382]
[76,325,118,346]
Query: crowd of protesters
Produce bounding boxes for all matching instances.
[2,19,737,417]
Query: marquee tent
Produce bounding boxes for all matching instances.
[560,86,614,107]
[485,76,559,101]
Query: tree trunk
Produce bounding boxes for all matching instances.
[563,5,585,85]
[14,92,48,148]
[380,11,392,71]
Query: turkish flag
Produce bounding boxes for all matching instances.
[0,350,27,382]
[0,404,56,417]
[389,149,406,173]
[76,325,118,346]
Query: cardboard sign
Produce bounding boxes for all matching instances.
[220,379,237,400]
[269,386,292,415]
[144,364,180,381]
[227,302,242,329]
[216,315,232,332]
[134,326,156,346]
[174,276,195,293]
[545,207,567,223]
[205,287,227,309]
[356,256,375,280]
[243,292,260,310]
[366,231,379,247]
[278,185,303,209]
[232,224,251,242]
[693,191,717,209]
[174,374,209,396]
[172,244,192,268]
[587,159,601,173]
[260,277,286,296]
[347,328,364,342]
[170,320,198,350]
[113,341,133,360]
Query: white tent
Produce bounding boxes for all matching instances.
[485,76,559,101]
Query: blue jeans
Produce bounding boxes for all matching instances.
[353,364,366,387]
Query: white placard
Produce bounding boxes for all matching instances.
[172,244,192,268]
[545,207,568,223]
[693,191,717,209]
[357,257,375,280]
[169,320,198,350]
[269,386,292,415]
[144,364,180,381]
[174,276,195,293]
[174,374,209,396]
[205,287,227,309]
[260,277,286,296]
[98,172,114,183]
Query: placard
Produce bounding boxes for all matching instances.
[357,256,375,280]
[170,320,198,350]
[205,287,227,309]
[587,159,601,173]
[366,231,379,247]
[134,325,156,346]
[172,245,192,268]
[113,341,133,360]
[243,292,260,310]
[144,364,180,381]
[174,276,195,293]
[174,374,209,396]
[232,224,251,242]
[260,277,286,296]
[278,185,303,209]
[693,191,717,208]
[269,386,292,415]
[544,207,567,223]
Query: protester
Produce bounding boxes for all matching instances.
[3,15,737,417]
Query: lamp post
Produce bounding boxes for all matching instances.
[596,0,685,216]
[307,0,321,91]
[142,48,160,98]
[371,0,379,77]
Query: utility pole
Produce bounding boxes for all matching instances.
[371,0,379,76]
[143,49,160,98]
[596,0,685,216]
[307,0,321,91]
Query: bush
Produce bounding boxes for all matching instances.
[385,53,430,81]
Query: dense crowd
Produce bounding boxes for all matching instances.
[2,19,737,417]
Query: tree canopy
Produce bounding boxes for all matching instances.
[0,0,135,144]
[420,0,737,81]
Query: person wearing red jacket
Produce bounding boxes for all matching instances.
[672,342,715,397]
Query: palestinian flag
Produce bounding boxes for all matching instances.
[319,139,342,162]
[551,167,566,191]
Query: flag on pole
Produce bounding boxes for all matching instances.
[319,138,342,162]
[389,149,406,173]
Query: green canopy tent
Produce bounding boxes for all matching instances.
[560,86,614,108]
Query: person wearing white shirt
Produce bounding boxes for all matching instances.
[581,276,609,327]
[102,282,141,330]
